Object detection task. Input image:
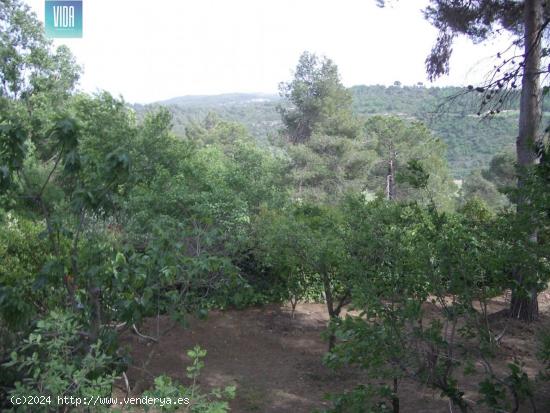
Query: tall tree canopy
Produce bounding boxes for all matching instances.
[278,51,359,143]
[364,115,457,209]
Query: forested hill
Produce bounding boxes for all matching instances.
[133,85,531,178]
[133,93,282,144]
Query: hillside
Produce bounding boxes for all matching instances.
[156,92,279,107]
[350,85,524,178]
[133,93,281,145]
[133,86,532,178]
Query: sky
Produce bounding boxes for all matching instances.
[25,0,514,104]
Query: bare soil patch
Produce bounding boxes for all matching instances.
[119,293,550,412]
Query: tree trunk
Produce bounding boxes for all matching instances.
[392,377,399,413]
[511,0,543,321]
[386,142,396,201]
[510,278,540,321]
[517,0,542,172]
[328,332,336,352]
[322,273,337,351]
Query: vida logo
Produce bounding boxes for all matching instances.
[53,5,75,28]
[45,1,82,38]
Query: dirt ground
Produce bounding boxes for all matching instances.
[119,292,550,413]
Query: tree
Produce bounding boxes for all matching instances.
[276,54,371,203]
[0,0,80,190]
[422,0,547,320]
[292,204,351,350]
[255,203,351,350]
[461,170,509,210]
[278,51,359,143]
[482,150,517,192]
[253,207,319,319]
[458,150,517,210]
[283,132,375,204]
[0,0,79,100]
[364,115,457,209]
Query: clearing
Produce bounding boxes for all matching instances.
[119,295,550,412]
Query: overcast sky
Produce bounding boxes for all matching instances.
[25,0,513,104]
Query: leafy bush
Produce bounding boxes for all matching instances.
[0,213,56,329]
[4,311,116,412]
[323,384,396,413]
[324,197,541,412]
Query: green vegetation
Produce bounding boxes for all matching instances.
[142,346,235,413]
[1,1,550,412]
[135,85,544,179]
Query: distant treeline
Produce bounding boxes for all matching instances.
[133,85,548,178]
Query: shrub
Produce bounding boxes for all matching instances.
[4,311,116,412]
[143,345,236,412]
